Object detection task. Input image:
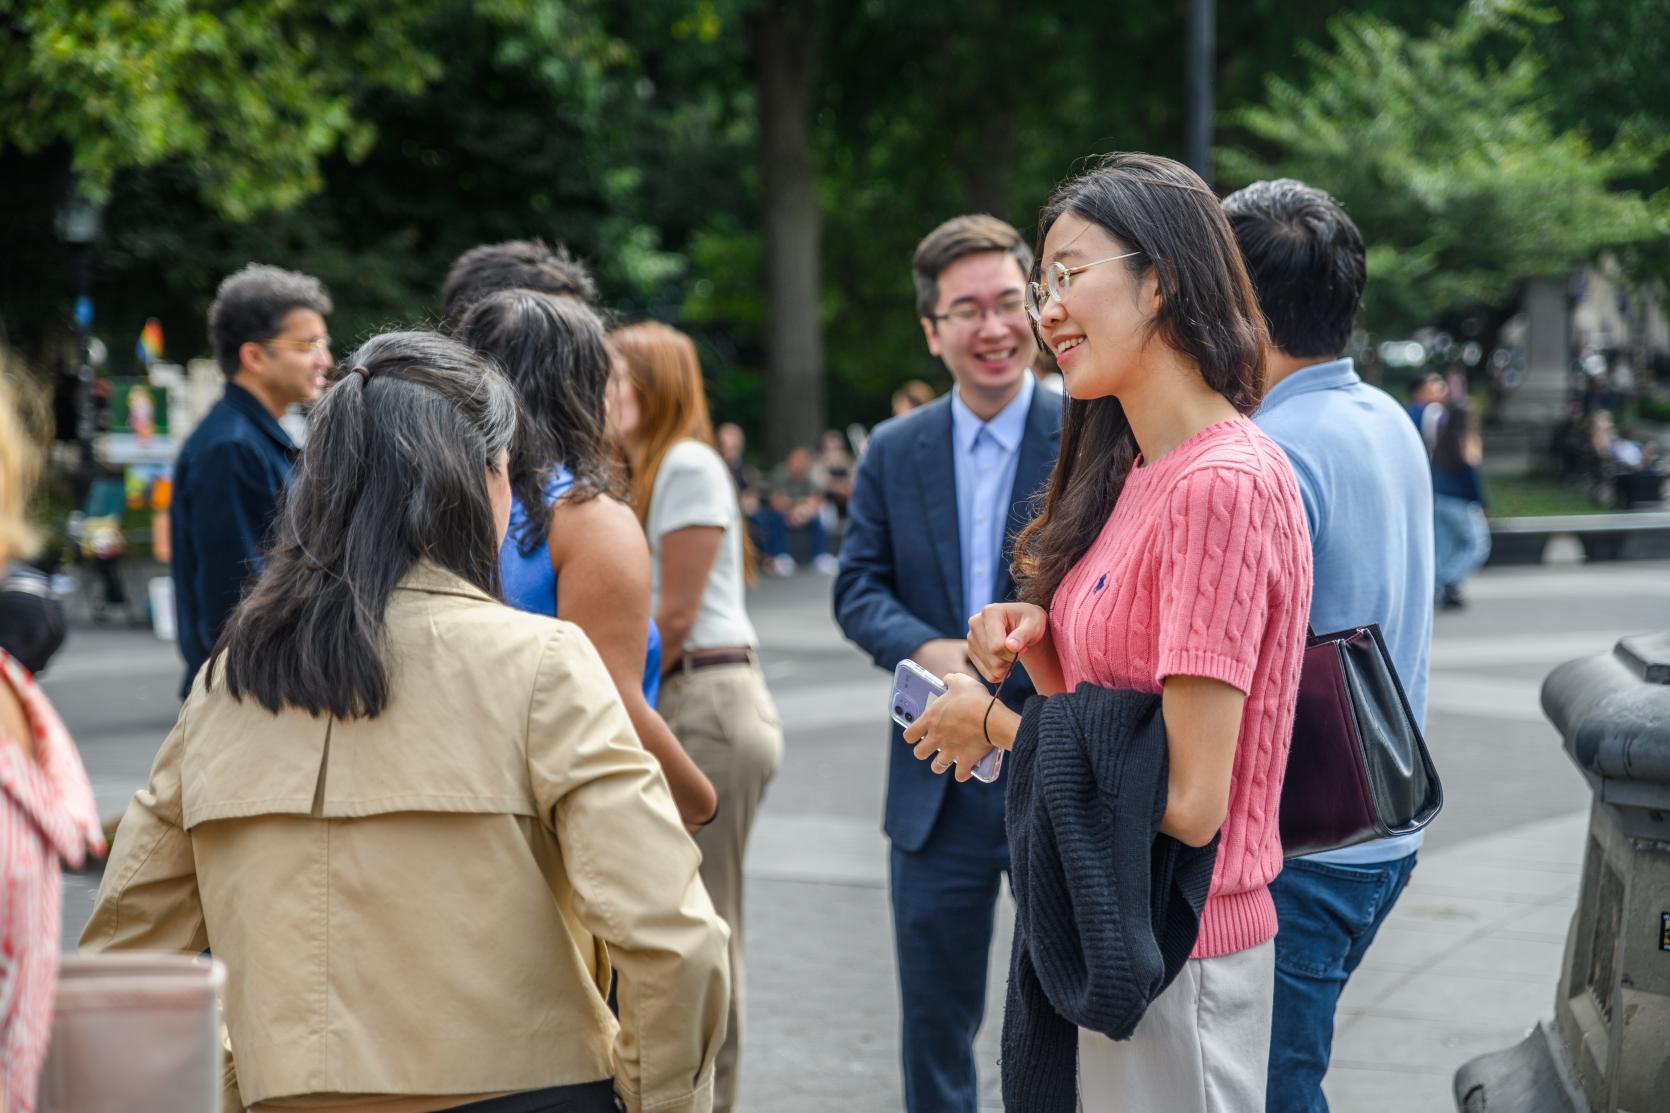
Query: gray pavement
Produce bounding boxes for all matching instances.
[49,560,1670,1111]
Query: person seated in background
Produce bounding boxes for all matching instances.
[816,429,855,524]
[756,446,837,575]
[82,331,730,1113]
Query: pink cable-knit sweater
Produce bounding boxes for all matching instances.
[1050,417,1312,958]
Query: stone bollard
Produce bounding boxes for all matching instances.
[1454,631,1670,1113]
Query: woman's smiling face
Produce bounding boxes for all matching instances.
[1034,212,1162,402]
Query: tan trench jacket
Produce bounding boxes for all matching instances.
[80,564,729,1112]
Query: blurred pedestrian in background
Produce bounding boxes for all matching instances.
[1431,403,1491,610]
[440,237,597,328]
[890,379,937,418]
[923,156,1311,1112]
[170,265,333,698]
[716,422,761,513]
[835,212,1060,1113]
[608,321,781,1113]
[1225,178,1435,1113]
[83,332,729,1113]
[0,374,106,1113]
[758,445,837,575]
[1404,370,1447,453]
[456,289,716,831]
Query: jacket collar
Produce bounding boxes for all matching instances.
[1256,357,1360,416]
[394,561,498,604]
[222,382,298,453]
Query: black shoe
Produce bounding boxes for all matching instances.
[1438,585,1465,610]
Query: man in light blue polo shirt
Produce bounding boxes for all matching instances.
[1226,179,1436,1113]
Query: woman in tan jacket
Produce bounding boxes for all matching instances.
[81,331,730,1113]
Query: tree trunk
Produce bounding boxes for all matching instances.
[750,0,822,463]
[961,108,1017,217]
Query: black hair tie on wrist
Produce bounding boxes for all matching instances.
[984,662,1016,749]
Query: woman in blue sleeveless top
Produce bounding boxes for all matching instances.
[458,291,716,830]
[500,465,664,702]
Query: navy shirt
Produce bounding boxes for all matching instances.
[170,383,296,697]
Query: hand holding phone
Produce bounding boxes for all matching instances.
[890,659,1003,783]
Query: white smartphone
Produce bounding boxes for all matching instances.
[890,658,1003,783]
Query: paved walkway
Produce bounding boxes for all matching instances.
[734,564,1662,1112]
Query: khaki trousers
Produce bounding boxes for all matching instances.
[1077,939,1275,1112]
[659,661,783,1113]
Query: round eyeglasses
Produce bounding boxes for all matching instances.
[929,297,1029,329]
[1025,251,1144,322]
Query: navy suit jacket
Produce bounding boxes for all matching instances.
[170,383,296,697]
[834,385,1063,852]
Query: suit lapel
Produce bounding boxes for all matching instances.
[913,402,964,623]
[993,388,1063,604]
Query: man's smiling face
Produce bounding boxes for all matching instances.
[920,250,1034,409]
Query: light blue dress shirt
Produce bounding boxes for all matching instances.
[950,372,1035,620]
[1253,357,1435,865]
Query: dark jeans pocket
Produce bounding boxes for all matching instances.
[1272,860,1395,979]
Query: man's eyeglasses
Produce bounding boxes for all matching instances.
[1025,251,1144,322]
[930,297,1028,329]
[263,335,332,355]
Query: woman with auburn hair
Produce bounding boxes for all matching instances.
[607,321,782,1113]
[906,154,1313,1109]
[0,375,105,1113]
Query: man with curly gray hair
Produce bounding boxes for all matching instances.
[171,263,333,696]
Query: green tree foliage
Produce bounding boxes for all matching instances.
[9,0,1628,444]
[1220,1,1668,337]
[0,0,462,218]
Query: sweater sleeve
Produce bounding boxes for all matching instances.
[1153,467,1276,696]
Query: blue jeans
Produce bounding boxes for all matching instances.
[1433,494,1490,591]
[1267,853,1419,1113]
[750,506,828,560]
[889,777,1009,1113]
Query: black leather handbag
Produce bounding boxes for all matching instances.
[1279,623,1443,857]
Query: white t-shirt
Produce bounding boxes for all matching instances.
[646,438,758,652]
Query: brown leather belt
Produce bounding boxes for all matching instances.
[679,648,756,673]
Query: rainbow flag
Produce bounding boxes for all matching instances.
[136,318,164,364]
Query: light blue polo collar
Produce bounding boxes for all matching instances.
[1256,356,1360,416]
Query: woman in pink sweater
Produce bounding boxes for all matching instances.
[905,153,1312,1110]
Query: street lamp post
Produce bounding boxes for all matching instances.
[55,189,103,502]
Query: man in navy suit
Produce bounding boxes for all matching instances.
[835,214,1062,1113]
[171,264,333,696]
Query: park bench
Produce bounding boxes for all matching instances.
[1488,510,1670,565]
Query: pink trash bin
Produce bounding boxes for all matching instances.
[37,953,226,1113]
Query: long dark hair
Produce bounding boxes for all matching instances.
[1430,403,1474,473]
[211,331,519,718]
[1012,153,1268,608]
[455,289,617,555]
